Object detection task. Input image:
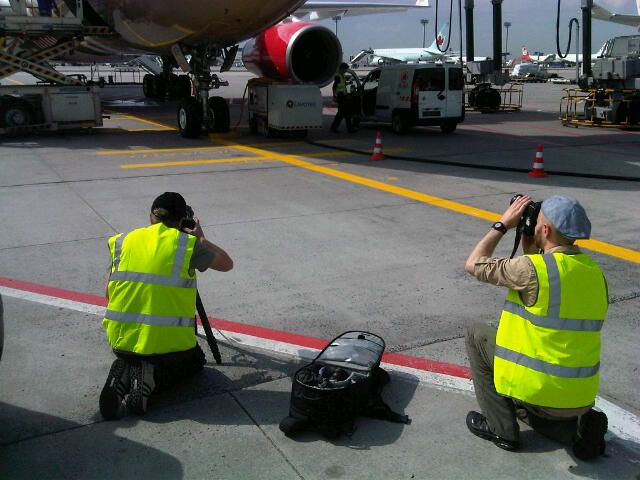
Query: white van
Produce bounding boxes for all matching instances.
[349,63,465,134]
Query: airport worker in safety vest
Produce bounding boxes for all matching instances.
[99,192,233,420]
[330,62,356,133]
[464,194,608,461]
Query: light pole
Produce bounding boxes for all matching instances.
[420,19,429,48]
[332,15,341,37]
[503,21,511,66]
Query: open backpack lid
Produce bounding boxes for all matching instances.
[316,331,385,371]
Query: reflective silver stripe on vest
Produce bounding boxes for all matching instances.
[502,301,604,332]
[543,254,561,319]
[110,230,194,288]
[502,254,603,332]
[105,309,194,328]
[113,233,127,270]
[495,345,600,378]
[109,271,196,288]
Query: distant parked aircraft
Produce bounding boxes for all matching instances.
[350,22,452,66]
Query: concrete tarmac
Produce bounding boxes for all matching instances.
[1,71,639,479]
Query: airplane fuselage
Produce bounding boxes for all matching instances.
[86,0,308,53]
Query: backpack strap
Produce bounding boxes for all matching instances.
[364,367,411,424]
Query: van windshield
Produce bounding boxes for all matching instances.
[415,68,445,91]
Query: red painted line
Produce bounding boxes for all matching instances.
[1,276,471,379]
[0,277,107,307]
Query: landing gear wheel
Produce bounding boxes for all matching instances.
[208,96,230,132]
[142,74,155,98]
[177,98,203,138]
[391,112,408,134]
[153,76,166,99]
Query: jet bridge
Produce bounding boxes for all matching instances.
[0,0,113,133]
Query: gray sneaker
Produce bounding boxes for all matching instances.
[99,358,130,420]
[128,361,156,415]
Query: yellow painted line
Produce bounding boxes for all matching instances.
[126,127,176,132]
[212,136,640,264]
[120,156,274,169]
[98,145,238,155]
[119,114,176,131]
[576,239,640,264]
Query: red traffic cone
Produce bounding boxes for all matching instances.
[371,131,385,161]
[528,144,548,177]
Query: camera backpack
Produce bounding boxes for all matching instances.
[279,331,410,439]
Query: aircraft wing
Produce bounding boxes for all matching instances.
[296,0,429,20]
[592,3,640,28]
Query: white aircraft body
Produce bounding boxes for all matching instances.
[592,0,640,30]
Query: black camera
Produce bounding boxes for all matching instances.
[510,194,541,236]
[180,205,196,231]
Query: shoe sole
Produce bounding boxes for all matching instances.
[99,359,127,420]
[128,362,154,415]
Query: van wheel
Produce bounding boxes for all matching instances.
[391,112,408,134]
[440,121,457,134]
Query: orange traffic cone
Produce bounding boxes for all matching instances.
[528,144,548,177]
[371,131,385,161]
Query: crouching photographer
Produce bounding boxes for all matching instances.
[463,194,609,461]
[99,192,233,421]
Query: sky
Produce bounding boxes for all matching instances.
[313,0,639,59]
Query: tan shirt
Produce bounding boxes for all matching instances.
[473,245,593,418]
[472,245,582,306]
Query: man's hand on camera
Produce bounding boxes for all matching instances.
[500,195,532,230]
[183,217,205,240]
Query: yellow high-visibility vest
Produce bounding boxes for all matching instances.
[335,73,347,95]
[103,223,197,355]
[494,252,607,408]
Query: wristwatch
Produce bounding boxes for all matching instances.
[491,221,507,234]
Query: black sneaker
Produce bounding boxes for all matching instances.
[128,361,155,415]
[99,358,130,420]
[573,409,608,461]
[466,411,520,451]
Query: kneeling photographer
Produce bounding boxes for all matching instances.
[99,192,233,421]
[463,194,609,461]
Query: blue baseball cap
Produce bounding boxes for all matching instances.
[540,195,591,239]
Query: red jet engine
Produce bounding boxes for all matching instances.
[242,22,342,87]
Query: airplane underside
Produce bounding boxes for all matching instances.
[1,0,342,137]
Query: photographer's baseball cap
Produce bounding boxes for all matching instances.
[541,195,591,239]
[151,192,187,221]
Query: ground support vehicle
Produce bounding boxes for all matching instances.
[560,35,640,130]
[247,78,323,137]
[0,85,102,135]
[0,0,111,134]
[560,87,640,130]
[464,60,520,113]
[346,62,465,134]
[465,82,523,113]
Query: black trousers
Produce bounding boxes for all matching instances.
[331,95,352,131]
[465,323,581,445]
[115,344,206,393]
